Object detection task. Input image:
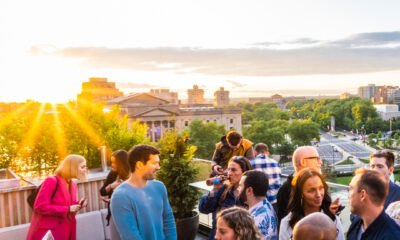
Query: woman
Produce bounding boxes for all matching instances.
[199,156,252,240]
[279,168,344,240]
[215,206,262,240]
[27,154,88,240]
[99,150,130,240]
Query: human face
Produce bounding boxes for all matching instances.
[302,176,325,210]
[111,156,117,171]
[297,148,322,172]
[78,161,87,180]
[238,176,247,204]
[349,175,362,214]
[370,157,393,179]
[140,154,160,180]
[227,162,243,186]
[215,218,235,240]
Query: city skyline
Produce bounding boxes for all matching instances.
[1,0,400,102]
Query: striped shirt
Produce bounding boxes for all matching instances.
[250,153,281,204]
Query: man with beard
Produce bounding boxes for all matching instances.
[111,145,177,240]
[238,170,277,240]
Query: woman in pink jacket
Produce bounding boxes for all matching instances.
[27,154,88,240]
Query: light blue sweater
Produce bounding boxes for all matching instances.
[110,181,177,240]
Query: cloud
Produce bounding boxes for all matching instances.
[226,80,247,88]
[30,31,400,77]
[116,82,164,89]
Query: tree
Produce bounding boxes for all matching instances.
[243,121,285,151]
[287,120,320,146]
[188,119,226,159]
[275,141,296,157]
[156,130,201,219]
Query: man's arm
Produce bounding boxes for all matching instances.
[110,193,142,240]
[162,185,177,240]
[244,147,255,159]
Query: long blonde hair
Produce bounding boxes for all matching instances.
[54,154,87,181]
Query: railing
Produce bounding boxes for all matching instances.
[0,169,108,228]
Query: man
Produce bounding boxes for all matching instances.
[369,150,400,209]
[238,170,277,240]
[347,168,400,239]
[276,146,323,224]
[292,212,336,240]
[110,145,177,240]
[250,143,281,211]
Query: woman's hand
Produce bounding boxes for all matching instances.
[101,196,110,203]
[69,204,81,213]
[79,198,88,208]
[330,197,341,214]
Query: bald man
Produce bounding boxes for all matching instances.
[293,212,336,240]
[277,146,323,225]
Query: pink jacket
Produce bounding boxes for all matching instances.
[27,175,79,240]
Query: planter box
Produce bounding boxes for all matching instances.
[0,169,20,189]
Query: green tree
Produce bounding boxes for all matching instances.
[188,119,226,159]
[287,120,320,146]
[275,141,296,157]
[157,130,201,219]
[243,121,285,150]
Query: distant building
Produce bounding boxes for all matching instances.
[149,89,179,104]
[77,78,123,102]
[340,92,353,99]
[271,94,284,105]
[249,94,285,105]
[374,104,400,120]
[371,86,398,104]
[390,89,400,105]
[106,93,241,141]
[187,85,205,105]
[214,87,230,106]
[358,84,377,100]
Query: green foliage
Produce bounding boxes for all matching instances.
[243,121,285,151]
[274,141,296,156]
[0,101,148,175]
[156,130,202,219]
[188,119,226,159]
[287,120,320,146]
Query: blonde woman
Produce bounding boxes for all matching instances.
[27,155,88,240]
[215,206,261,240]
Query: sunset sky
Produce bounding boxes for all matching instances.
[1,0,400,102]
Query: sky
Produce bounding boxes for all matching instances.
[1,0,400,103]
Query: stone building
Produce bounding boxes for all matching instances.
[149,89,179,104]
[187,85,205,105]
[214,87,230,106]
[77,77,123,102]
[106,93,241,141]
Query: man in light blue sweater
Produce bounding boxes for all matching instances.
[110,144,177,240]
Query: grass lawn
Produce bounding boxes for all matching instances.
[337,158,354,165]
[190,160,211,182]
[395,172,400,182]
[329,176,352,186]
[359,158,369,163]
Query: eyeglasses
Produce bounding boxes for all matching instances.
[302,156,321,161]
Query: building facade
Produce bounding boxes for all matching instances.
[214,87,230,106]
[149,89,179,104]
[106,93,242,141]
[374,104,400,120]
[187,85,205,105]
[358,84,377,100]
[77,78,123,102]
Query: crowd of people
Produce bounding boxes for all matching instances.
[25,130,400,240]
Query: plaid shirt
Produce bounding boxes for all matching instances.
[250,154,281,204]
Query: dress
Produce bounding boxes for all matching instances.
[27,175,78,240]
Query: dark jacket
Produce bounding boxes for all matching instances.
[99,170,118,225]
[276,173,294,227]
[384,181,400,209]
[347,210,400,240]
[211,135,254,169]
[198,184,244,240]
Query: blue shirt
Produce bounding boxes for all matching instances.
[198,184,244,240]
[250,154,281,203]
[249,199,278,240]
[110,181,177,240]
[384,181,400,209]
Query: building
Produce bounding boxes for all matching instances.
[374,104,400,120]
[77,78,123,102]
[187,85,205,105]
[249,94,286,105]
[106,93,242,141]
[340,92,353,99]
[390,89,400,105]
[358,84,377,100]
[214,87,230,106]
[149,89,179,104]
[271,94,284,105]
[371,86,398,104]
